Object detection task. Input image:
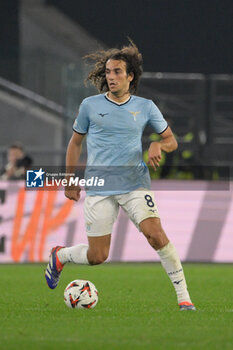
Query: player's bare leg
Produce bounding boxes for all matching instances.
[57,234,111,266]
[140,217,169,250]
[140,217,196,310]
[87,235,111,265]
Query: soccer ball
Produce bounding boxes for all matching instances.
[64,279,98,309]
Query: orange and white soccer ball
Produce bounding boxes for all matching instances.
[64,279,98,309]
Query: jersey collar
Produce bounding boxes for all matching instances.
[104,93,132,106]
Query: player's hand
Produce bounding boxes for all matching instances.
[65,184,81,202]
[147,142,162,171]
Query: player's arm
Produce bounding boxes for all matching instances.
[148,126,178,171]
[65,131,86,201]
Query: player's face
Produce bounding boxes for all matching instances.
[105,59,133,96]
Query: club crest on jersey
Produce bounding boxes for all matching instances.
[129,111,141,121]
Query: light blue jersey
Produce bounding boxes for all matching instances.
[73,94,168,195]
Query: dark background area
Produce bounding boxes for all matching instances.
[0,0,19,82]
[47,0,233,74]
[0,0,232,84]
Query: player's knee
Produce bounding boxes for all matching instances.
[149,234,169,250]
[143,220,162,238]
[145,222,168,249]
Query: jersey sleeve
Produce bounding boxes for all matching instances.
[72,100,89,134]
[147,100,168,134]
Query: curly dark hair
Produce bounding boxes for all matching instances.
[83,39,143,94]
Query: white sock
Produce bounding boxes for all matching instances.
[157,242,192,304]
[57,244,89,265]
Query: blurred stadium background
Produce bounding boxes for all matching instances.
[0,0,232,264]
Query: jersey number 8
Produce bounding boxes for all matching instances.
[144,195,155,208]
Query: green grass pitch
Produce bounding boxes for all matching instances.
[0,263,232,350]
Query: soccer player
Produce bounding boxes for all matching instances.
[45,40,196,311]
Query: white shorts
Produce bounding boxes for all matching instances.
[84,188,160,237]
